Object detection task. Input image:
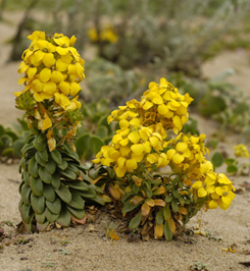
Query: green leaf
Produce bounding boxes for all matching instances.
[13,140,25,157]
[60,168,77,180]
[57,159,68,170]
[20,204,33,224]
[96,125,108,138]
[67,191,85,209]
[156,209,164,225]
[173,190,180,199]
[200,96,226,116]
[165,195,173,203]
[65,181,89,191]
[89,135,104,155]
[129,212,142,229]
[1,147,14,157]
[43,184,56,202]
[75,189,96,199]
[171,201,179,213]
[55,185,72,204]
[67,164,80,175]
[34,135,45,151]
[164,221,173,241]
[39,167,52,184]
[163,205,171,220]
[21,184,31,205]
[45,208,59,222]
[75,133,90,159]
[122,202,141,213]
[31,194,45,214]
[45,156,56,175]
[30,176,44,197]
[66,206,85,220]
[22,171,30,186]
[224,158,236,165]
[39,149,48,162]
[5,130,18,141]
[37,221,49,232]
[51,150,62,164]
[35,152,46,166]
[28,157,39,178]
[56,208,71,227]
[90,196,105,206]
[211,152,224,168]
[36,211,46,224]
[46,198,61,214]
[227,165,238,173]
[51,171,61,189]
[19,181,24,194]
[20,157,27,170]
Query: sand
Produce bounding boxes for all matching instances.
[0,10,250,271]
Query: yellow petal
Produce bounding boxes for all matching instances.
[157,104,169,115]
[42,53,55,67]
[148,92,163,104]
[192,181,203,190]
[114,166,126,178]
[70,82,81,96]
[59,81,70,95]
[172,153,184,164]
[143,101,153,110]
[51,71,63,83]
[39,68,51,83]
[60,94,71,107]
[131,144,144,155]
[128,131,141,144]
[176,142,188,152]
[56,47,69,55]
[32,79,43,92]
[125,159,137,170]
[27,67,37,79]
[198,187,207,198]
[43,81,57,94]
[56,59,68,72]
[149,136,159,148]
[208,200,218,209]
[43,117,52,130]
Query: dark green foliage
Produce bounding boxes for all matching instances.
[19,137,108,232]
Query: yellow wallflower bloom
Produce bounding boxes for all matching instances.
[15,31,84,112]
[234,144,249,158]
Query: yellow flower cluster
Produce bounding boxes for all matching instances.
[94,78,194,177]
[108,78,193,134]
[192,172,235,210]
[88,26,118,44]
[167,133,208,170]
[93,110,169,177]
[234,144,249,158]
[15,31,84,112]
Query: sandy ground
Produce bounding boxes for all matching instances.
[0,10,250,271]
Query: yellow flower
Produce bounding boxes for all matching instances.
[16,31,84,112]
[234,144,249,158]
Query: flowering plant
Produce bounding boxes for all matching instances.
[16,31,107,232]
[92,78,235,240]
